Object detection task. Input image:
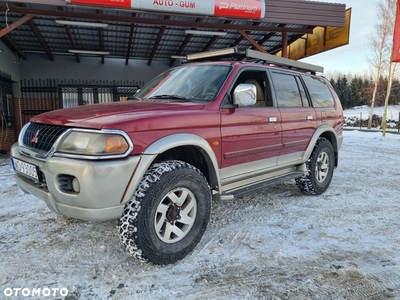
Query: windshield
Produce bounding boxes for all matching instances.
[134,65,231,102]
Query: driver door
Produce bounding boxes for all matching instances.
[219,69,283,184]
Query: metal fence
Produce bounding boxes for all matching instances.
[19,78,142,127]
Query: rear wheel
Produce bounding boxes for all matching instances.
[296,138,335,195]
[119,160,211,265]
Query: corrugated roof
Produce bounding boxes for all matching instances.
[0,0,346,65]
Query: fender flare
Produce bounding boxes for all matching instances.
[120,133,221,205]
[303,125,340,166]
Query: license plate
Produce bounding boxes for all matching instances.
[11,157,39,181]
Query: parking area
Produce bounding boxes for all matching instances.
[1,130,400,299]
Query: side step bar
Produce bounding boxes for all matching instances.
[214,171,304,201]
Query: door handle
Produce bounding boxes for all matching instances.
[307,115,313,120]
[269,117,277,123]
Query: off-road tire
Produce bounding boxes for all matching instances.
[119,160,211,265]
[295,137,335,195]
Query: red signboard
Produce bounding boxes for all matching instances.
[67,0,131,8]
[67,0,266,19]
[393,0,400,62]
[214,0,265,19]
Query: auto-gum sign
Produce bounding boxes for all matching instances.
[66,0,266,19]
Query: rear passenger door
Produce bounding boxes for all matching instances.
[301,75,343,130]
[268,70,317,166]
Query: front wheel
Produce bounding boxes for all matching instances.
[119,160,211,265]
[296,138,335,195]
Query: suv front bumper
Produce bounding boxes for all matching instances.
[11,143,142,221]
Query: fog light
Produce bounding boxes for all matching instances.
[72,177,80,193]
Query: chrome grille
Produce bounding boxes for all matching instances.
[22,123,69,152]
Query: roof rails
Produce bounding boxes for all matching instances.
[184,47,324,74]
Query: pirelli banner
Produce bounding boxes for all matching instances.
[66,0,266,19]
[277,8,351,60]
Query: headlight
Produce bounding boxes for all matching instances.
[56,130,132,159]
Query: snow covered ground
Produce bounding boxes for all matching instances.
[1,130,400,299]
[344,105,400,121]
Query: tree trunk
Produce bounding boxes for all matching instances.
[367,0,395,129]
[368,70,381,129]
[382,61,396,136]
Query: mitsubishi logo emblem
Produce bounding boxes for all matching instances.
[31,130,40,143]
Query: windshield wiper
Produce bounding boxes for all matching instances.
[149,94,190,101]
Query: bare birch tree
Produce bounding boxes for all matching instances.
[367,0,396,129]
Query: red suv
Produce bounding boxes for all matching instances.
[11,48,344,265]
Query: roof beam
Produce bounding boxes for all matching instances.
[169,18,202,67]
[238,30,267,53]
[256,24,287,47]
[230,22,260,48]
[125,14,136,66]
[2,34,26,60]
[97,27,105,64]
[148,16,169,66]
[169,34,191,67]
[0,14,34,38]
[13,4,53,61]
[201,20,232,52]
[95,9,105,64]
[0,6,314,34]
[266,25,314,55]
[269,34,307,55]
[66,26,80,63]
[125,25,134,65]
[26,19,54,61]
[57,6,79,63]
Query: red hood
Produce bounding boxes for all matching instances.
[31,101,206,130]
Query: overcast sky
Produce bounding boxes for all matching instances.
[300,0,378,76]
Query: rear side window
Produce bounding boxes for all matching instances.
[270,72,307,108]
[302,75,335,108]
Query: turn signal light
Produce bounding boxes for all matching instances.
[104,135,128,153]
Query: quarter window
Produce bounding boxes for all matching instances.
[302,75,334,108]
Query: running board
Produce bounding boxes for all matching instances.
[214,172,304,201]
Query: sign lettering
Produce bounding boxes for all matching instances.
[66,0,266,19]
[214,0,265,18]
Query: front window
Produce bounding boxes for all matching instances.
[135,65,231,102]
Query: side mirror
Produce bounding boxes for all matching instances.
[233,84,257,107]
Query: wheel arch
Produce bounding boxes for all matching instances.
[303,125,340,167]
[121,133,220,205]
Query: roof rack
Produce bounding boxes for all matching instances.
[186,47,239,61]
[245,49,324,74]
[184,47,324,74]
